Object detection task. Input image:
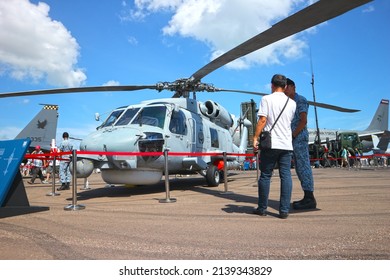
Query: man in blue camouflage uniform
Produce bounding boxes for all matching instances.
[285,78,316,210]
[57,132,73,191]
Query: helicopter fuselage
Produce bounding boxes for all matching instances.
[76,98,250,186]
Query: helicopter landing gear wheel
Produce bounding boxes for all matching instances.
[206,165,220,187]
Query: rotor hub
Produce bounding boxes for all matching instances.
[156,78,219,98]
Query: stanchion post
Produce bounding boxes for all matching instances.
[256,151,260,180]
[252,151,260,188]
[64,149,85,211]
[47,155,60,196]
[159,149,176,203]
[223,152,228,192]
[220,152,233,194]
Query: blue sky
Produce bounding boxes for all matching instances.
[0,0,389,145]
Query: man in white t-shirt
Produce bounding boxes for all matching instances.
[253,74,296,219]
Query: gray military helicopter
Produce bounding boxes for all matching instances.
[0,0,370,187]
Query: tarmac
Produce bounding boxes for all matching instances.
[1,166,389,260]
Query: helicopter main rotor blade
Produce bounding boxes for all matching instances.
[306,100,360,113]
[0,85,158,98]
[190,0,372,82]
[218,89,268,96]
[218,89,360,113]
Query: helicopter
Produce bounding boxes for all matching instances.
[0,0,371,187]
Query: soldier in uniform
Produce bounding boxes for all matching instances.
[57,132,73,190]
[285,78,317,210]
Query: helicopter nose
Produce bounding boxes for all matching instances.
[80,128,142,152]
[80,128,165,155]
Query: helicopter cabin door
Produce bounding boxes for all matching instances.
[187,112,205,153]
[166,109,190,153]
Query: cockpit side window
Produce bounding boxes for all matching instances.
[210,128,219,148]
[131,106,166,129]
[115,108,140,126]
[101,109,125,128]
[169,110,187,135]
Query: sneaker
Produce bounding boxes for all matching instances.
[252,208,267,216]
[27,181,33,184]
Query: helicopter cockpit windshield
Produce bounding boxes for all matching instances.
[114,107,140,126]
[131,105,166,129]
[100,109,125,128]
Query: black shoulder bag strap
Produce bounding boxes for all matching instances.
[269,96,290,132]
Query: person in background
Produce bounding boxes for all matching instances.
[354,147,362,168]
[341,146,350,168]
[284,78,317,210]
[253,74,296,219]
[27,146,46,184]
[45,157,60,183]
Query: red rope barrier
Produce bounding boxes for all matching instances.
[25,150,256,159]
[24,150,388,162]
[24,151,72,161]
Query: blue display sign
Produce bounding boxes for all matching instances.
[0,138,31,206]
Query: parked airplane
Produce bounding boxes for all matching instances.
[308,99,389,152]
[371,130,390,154]
[13,104,59,152]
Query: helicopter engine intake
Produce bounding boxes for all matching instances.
[199,100,233,129]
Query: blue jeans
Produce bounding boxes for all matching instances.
[258,149,293,214]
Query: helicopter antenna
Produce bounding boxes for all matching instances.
[310,47,321,162]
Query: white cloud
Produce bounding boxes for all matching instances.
[103,80,121,86]
[363,5,375,13]
[127,36,139,45]
[129,0,310,68]
[0,0,86,87]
